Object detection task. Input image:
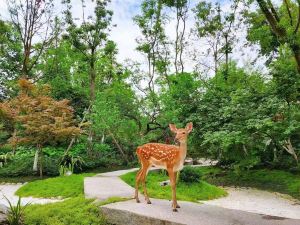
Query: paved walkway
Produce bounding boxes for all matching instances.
[102,199,300,225]
[0,184,61,207]
[201,187,300,220]
[84,168,300,225]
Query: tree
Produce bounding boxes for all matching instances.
[91,81,141,163]
[2,79,80,177]
[249,0,300,73]
[134,0,170,87]
[164,0,189,73]
[63,0,113,102]
[0,20,22,99]
[133,0,170,137]
[6,0,55,77]
[193,0,241,78]
[62,0,113,154]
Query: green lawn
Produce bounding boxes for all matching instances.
[17,173,130,225]
[24,197,107,225]
[120,170,227,202]
[16,173,95,198]
[198,166,300,200]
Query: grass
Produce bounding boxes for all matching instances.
[120,170,227,202]
[16,173,95,198]
[198,166,300,200]
[23,197,107,225]
[17,173,131,225]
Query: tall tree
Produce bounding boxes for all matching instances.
[193,0,240,79]
[134,0,170,88]
[133,0,170,135]
[0,20,22,99]
[63,0,113,102]
[251,0,300,73]
[63,0,113,154]
[164,0,189,73]
[2,79,80,177]
[6,0,54,77]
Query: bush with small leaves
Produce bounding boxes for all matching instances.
[179,166,202,183]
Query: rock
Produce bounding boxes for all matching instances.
[159,180,170,186]
[184,158,193,165]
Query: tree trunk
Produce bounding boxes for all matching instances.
[36,144,43,178]
[33,147,39,172]
[283,138,298,165]
[11,129,17,155]
[291,44,300,73]
[224,33,229,80]
[107,129,129,164]
[39,146,43,178]
[174,7,180,74]
[87,50,96,155]
[89,55,96,102]
[65,105,91,155]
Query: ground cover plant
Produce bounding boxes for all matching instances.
[23,197,107,225]
[16,173,94,198]
[121,170,227,202]
[193,166,300,200]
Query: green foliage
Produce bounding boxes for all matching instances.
[59,153,84,175]
[0,148,62,177]
[120,170,227,202]
[16,173,94,198]
[91,81,142,160]
[200,166,300,200]
[179,166,202,183]
[0,20,22,99]
[1,0,300,178]
[23,197,107,225]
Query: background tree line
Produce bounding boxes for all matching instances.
[0,0,299,177]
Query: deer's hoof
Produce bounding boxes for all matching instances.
[176,204,180,208]
[173,208,178,212]
[136,199,140,203]
[147,200,152,204]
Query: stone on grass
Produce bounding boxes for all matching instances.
[159,180,170,186]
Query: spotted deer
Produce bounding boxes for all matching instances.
[135,122,193,212]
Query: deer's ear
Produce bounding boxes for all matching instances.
[169,124,177,133]
[185,122,193,133]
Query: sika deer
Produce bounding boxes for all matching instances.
[135,122,193,212]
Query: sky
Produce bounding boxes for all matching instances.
[0,0,266,74]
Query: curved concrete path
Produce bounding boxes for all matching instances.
[201,187,300,220]
[0,183,62,207]
[84,168,300,225]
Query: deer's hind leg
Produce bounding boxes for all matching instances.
[140,160,152,204]
[135,167,143,203]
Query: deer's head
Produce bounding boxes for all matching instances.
[169,122,193,143]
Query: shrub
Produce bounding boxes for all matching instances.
[179,166,202,183]
[24,197,107,225]
[0,144,12,154]
[0,154,60,177]
[0,156,34,177]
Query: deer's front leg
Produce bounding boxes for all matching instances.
[167,168,178,212]
[174,171,180,208]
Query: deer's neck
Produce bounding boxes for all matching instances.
[179,141,187,160]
